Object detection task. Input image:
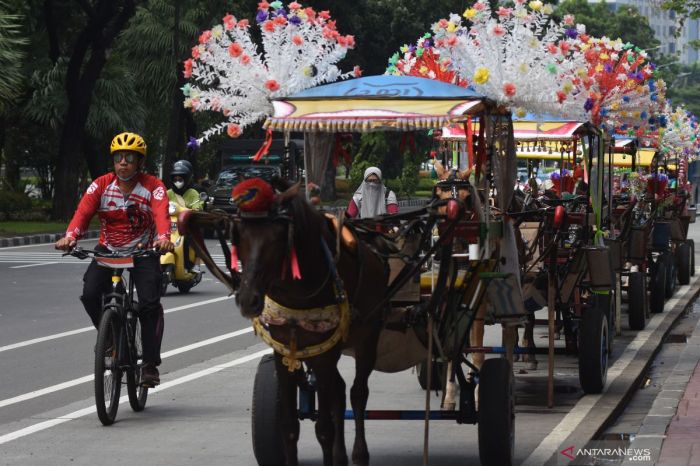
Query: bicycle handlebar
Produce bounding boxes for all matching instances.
[63,246,163,260]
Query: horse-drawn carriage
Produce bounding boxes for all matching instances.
[186,75,528,466]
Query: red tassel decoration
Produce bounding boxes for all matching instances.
[230,245,239,272]
[290,246,302,280]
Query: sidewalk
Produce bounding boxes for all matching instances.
[657,359,700,466]
[0,230,99,248]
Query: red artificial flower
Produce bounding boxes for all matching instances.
[258,1,270,9]
[241,54,251,65]
[263,20,275,32]
[223,14,236,30]
[557,91,567,103]
[238,19,249,28]
[503,82,517,97]
[183,59,193,78]
[289,2,301,9]
[548,43,558,54]
[265,79,280,92]
[198,30,212,44]
[228,42,243,57]
[191,46,200,59]
[447,36,457,46]
[304,7,316,21]
[292,35,304,46]
[273,15,287,25]
[345,35,355,47]
[227,123,242,138]
[438,19,448,28]
[319,10,330,19]
[337,36,348,47]
[560,42,570,54]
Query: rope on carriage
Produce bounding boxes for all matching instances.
[252,295,350,372]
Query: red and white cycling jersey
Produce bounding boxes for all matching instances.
[66,172,171,252]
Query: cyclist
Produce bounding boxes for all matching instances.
[167,159,203,271]
[55,132,173,387]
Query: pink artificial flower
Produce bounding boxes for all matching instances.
[447,36,457,46]
[292,35,304,46]
[211,98,221,112]
[474,2,486,11]
[492,24,505,37]
[228,42,243,57]
[435,39,445,47]
[227,124,242,138]
[337,36,348,47]
[223,109,231,117]
[438,19,448,29]
[353,65,362,77]
[319,10,331,19]
[326,19,337,30]
[560,41,570,54]
[223,14,236,30]
[497,6,512,16]
[503,82,517,97]
[563,14,574,26]
[548,43,558,54]
[183,59,193,78]
[273,15,287,25]
[345,35,355,47]
[198,30,211,44]
[289,1,301,9]
[240,54,251,65]
[263,20,275,32]
[472,39,480,47]
[191,46,200,59]
[258,1,270,9]
[238,19,249,28]
[265,79,281,92]
[190,98,200,110]
[305,7,316,21]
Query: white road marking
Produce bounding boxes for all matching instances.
[10,262,59,269]
[0,348,270,445]
[521,274,700,466]
[0,296,234,353]
[0,326,253,409]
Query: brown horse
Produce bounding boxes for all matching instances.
[234,179,388,466]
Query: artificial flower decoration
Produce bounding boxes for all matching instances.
[659,106,700,161]
[570,36,666,133]
[432,0,587,117]
[385,35,468,86]
[186,2,356,141]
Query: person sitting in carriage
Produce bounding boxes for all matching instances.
[346,166,398,218]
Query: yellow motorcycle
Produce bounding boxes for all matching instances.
[160,199,204,295]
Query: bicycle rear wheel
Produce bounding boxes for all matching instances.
[95,308,122,425]
[127,316,148,411]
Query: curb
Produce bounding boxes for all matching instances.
[541,275,700,465]
[0,230,100,248]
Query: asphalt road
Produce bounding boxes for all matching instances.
[0,225,699,466]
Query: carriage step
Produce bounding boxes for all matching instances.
[341,410,460,420]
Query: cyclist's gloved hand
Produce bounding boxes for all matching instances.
[55,236,76,251]
[154,239,174,253]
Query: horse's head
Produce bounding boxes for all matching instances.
[231,178,303,318]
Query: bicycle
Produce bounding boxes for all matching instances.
[66,246,161,426]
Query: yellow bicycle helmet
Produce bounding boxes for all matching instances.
[110,132,147,157]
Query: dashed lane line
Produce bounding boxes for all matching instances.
[0,296,234,353]
[0,348,270,445]
[0,326,254,409]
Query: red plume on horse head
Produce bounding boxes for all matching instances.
[231,178,275,213]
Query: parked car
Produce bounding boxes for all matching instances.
[205,165,282,214]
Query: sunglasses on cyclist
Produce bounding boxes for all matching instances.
[113,152,139,164]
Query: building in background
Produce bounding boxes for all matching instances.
[588,0,700,64]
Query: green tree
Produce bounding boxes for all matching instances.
[0,1,26,114]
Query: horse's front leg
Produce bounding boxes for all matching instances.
[308,349,347,466]
[275,354,300,466]
[350,325,381,466]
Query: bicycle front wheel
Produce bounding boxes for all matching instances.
[95,308,122,425]
[126,317,148,411]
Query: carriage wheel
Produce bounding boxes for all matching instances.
[650,260,666,314]
[252,354,285,466]
[578,298,609,394]
[417,361,443,391]
[662,252,677,299]
[627,272,647,331]
[478,358,514,466]
[689,240,695,276]
[676,242,691,286]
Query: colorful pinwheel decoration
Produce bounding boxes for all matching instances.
[184,1,360,142]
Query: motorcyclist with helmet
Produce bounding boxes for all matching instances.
[55,132,173,387]
[167,160,204,272]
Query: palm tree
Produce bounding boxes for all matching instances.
[0,1,26,114]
